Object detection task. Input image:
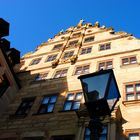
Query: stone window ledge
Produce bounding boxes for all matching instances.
[122,100,140,107]
[120,63,140,68]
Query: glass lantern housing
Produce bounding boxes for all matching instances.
[78,69,120,118]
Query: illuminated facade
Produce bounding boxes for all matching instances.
[0,20,140,140]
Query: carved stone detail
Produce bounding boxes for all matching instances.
[51,59,59,68]
[94,21,100,27]
[60,59,70,64]
[70,55,78,65]
[77,19,85,27]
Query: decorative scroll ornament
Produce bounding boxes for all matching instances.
[70,55,78,64]
[51,59,59,68]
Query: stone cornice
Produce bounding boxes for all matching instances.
[22,34,132,59]
[122,100,140,107]
[26,65,52,72]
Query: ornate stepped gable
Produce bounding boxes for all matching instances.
[22,20,132,58]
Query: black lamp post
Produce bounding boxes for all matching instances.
[78,69,121,140]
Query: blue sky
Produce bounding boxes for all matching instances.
[1,0,140,56]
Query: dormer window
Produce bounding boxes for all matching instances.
[80,47,92,55]
[122,56,137,66]
[72,32,81,38]
[54,69,68,78]
[53,44,63,50]
[30,58,41,65]
[68,40,78,47]
[63,51,74,59]
[45,54,57,62]
[99,43,111,51]
[98,60,113,70]
[74,65,90,75]
[84,36,94,43]
[125,82,140,101]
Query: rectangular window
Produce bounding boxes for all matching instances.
[80,47,92,55]
[30,58,41,65]
[98,60,113,70]
[63,92,83,111]
[125,82,140,101]
[74,65,90,75]
[37,95,58,114]
[68,40,78,47]
[54,69,68,78]
[53,44,63,50]
[99,43,111,51]
[35,72,48,81]
[129,133,140,140]
[15,97,35,116]
[45,54,57,62]
[0,74,10,97]
[122,56,137,66]
[84,126,107,140]
[84,36,94,43]
[63,51,74,59]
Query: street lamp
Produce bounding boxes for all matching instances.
[78,69,121,140]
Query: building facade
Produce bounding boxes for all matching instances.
[0,20,140,140]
